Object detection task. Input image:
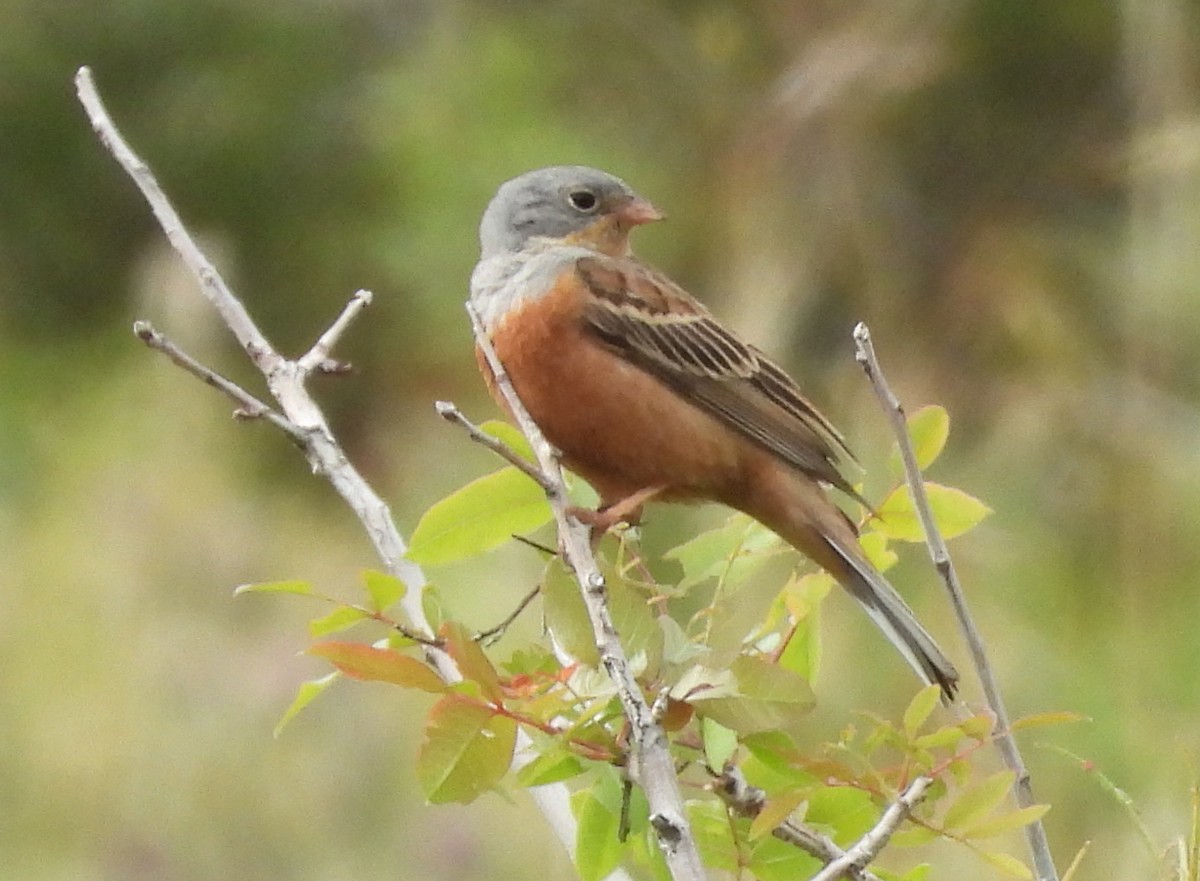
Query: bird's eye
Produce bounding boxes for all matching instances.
[567,189,599,212]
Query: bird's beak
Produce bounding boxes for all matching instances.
[615,195,665,226]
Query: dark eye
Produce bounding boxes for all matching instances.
[567,189,599,212]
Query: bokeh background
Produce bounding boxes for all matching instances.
[3,1,1198,878]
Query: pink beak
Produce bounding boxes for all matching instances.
[616,196,665,226]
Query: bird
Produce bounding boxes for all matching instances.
[469,165,959,698]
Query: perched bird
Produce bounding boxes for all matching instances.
[470,165,959,698]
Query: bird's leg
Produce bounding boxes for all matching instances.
[567,484,667,548]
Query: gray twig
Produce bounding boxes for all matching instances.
[133,320,305,441]
[467,302,707,881]
[808,776,931,881]
[714,766,881,881]
[298,289,373,374]
[74,66,603,871]
[852,321,1057,881]
[434,400,555,492]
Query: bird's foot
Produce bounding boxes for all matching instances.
[567,485,666,547]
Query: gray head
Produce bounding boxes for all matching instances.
[477,165,662,257]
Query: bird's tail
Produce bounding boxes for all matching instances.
[820,532,959,699]
[739,471,959,699]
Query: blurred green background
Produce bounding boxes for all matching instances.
[3,0,1198,878]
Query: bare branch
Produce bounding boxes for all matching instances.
[468,303,707,881]
[808,776,931,881]
[714,765,881,881]
[474,583,541,645]
[298,289,373,374]
[853,322,1058,881]
[76,67,282,373]
[76,64,619,876]
[133,321,305,441]
[434,400,556,492]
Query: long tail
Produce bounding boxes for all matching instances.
[821,532,959,699]
[737,468,959,699]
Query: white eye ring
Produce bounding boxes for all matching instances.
[567,189,599,213]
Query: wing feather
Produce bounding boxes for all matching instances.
[576,255,861,498]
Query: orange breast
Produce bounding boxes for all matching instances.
[478,278,748,507]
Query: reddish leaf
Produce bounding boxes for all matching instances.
[308,642,446,693]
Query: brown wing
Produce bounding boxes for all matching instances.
[575,255,863,500]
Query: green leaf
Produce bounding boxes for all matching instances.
[664,514,781,590]
[606,567,663,673]
[962,803,1051,839]
[746,831,821,881]
[979,850,1034,878]
[806,785,879,843]
[686,656,814,738]
[688,801,741,873]
[704,561,795,658]
[273,672,338,738]
[308,642,446,693]
[876,865,932,881]
[749,789,806,840]
[890,825,939,847]
[308,605,370,637]
[944,770,1016,831]
[362,569,406,612]
[514,747,585,788]
[572,788,623,881]
[777,611,820,685]
[441,621,504,704]
[958,713,995,741]
[876,483,992,542]
[903,866,933,881]
[407,467,552,565]
[889,405,950,476]
[234,579,313,597]
[418,696,516,803]
[541,558,600,666]
[1010,710,1088,732]
[701,717,739,771]
[480,419,536,462]
[913,724,968,750]
[857,530,898,573]
[926,484,992,539]
[902,684,942,738]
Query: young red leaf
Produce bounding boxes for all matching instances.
[308,642,446,693]
[441,620,504,704]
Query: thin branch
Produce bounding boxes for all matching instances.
[808,776,931,881]
[435,400,556,492]
[468,303,707,881]
[74,65,604,872]
[76,67,281,374]
[297,288,373,374]
[714,765,881,881]
[133,321,305,442]
[475,583,541,645]
[852,322,1058,881]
